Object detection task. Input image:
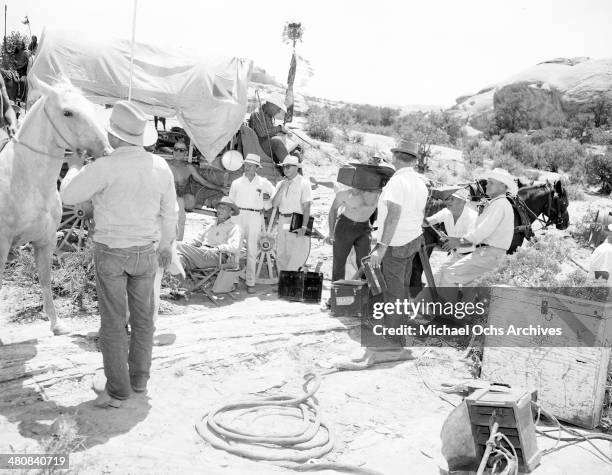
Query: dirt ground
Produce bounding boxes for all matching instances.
[1,138,612,474]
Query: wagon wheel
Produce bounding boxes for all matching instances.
[56,202,93,254]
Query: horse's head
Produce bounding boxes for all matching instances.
[34,77,112,158]
[551,179,570,230]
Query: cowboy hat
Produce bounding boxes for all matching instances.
[221,150,244,171]
[281,155,301,168]
[483,168,518,195]
[106,101,158,147]
[215,196,239,216]
[244,153,262,168]
[266,93,287,113]
[390,139,418,157]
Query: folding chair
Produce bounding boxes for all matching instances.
[186,251,242,305]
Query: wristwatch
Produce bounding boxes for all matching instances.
[459,237,467,245]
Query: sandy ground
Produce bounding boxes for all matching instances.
[1,136,612,474]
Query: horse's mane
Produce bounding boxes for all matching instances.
[50,77,83,96]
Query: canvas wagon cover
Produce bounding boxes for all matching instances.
[28,29,253,161]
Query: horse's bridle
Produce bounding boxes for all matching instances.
[12,100,73,159]
[516,183,564,228]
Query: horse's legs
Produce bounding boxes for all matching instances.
[33,243,68,335]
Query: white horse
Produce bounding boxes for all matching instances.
[0,78,111,335]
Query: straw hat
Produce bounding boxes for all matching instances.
[106,101,158,147]
[244,153,262,168]
[483,168,518,195]
[266,93,287,113]
[280,155,301,168]
[215,196,239,216]
[390,139,418,157]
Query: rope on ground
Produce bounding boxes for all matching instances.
[195,372,384,475]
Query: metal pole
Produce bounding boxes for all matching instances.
[127,0,138,101]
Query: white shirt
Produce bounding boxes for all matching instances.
[376,167,428,246]
[464,195,514,251]
[588,241,612,284]
[274,174,313,215]
[427,205,478,254]
[229,174,275,211]
[61,146,178,249]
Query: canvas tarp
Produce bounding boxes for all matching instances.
[28,29,253,161]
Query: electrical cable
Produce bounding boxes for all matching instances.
[195,372,384,475]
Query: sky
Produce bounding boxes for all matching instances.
[6,0,612,108]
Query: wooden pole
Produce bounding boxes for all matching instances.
[127,0,138,101]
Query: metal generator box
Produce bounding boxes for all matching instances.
[337,163,395,191]
[331,280,370,317]
[278,270,323,303]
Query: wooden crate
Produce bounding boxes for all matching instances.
[482,287,612,429]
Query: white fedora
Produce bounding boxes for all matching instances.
[244,153,262,168]
[483,168,518,195]
[266,93,287,113]
[281,155,301,168]
[106,101,158,147]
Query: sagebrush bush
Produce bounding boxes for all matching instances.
[474,235,575,286]
[305,107,334,142]
[590,128,612,146]
[584,150,612,194]
[492,152,525,175]
[538,139,585,172]
[501,133,539,167]
[565,183,585,201]
[569,206,598,243]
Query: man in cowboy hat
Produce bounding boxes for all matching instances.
[369,140,429,310]
[175,197,242,272]
[249,93,291,164]
[271,155,313,271]
[439,168,517,286]
[61,100,177,408]
[229,153,275,293]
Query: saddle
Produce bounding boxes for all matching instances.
[506,195,534,254]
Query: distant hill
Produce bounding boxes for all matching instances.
[450,57,612,129]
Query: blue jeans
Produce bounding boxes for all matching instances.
[94,242,157,400]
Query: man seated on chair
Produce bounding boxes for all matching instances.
[167,139,225,241]
[438,168,517,287]
[176,197,242,272]
[249,93,291,164]
[425,188,478,281]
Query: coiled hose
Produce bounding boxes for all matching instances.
[195,372,383,474]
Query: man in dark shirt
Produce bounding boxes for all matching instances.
[248,93,290,164]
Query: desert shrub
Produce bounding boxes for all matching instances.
[491,152,525,175]
[528,126,570,144]
[584,150,612,194]
[570,206,598,243]
[565,183,585,201]
[474,235,575,286]
[501,133,539,167]
[537,139,585,172]
[590,128,612,146]
[347,144,379,163]
[305,106,334,142]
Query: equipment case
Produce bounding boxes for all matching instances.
[330,280,370,317]
[278,270,323,303]
[337,163,395,191]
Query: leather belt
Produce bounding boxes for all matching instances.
[475,243,489,248]
[239,207,263,212]
[279,213,293,217]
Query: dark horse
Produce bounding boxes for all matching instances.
[409,179,570,296]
